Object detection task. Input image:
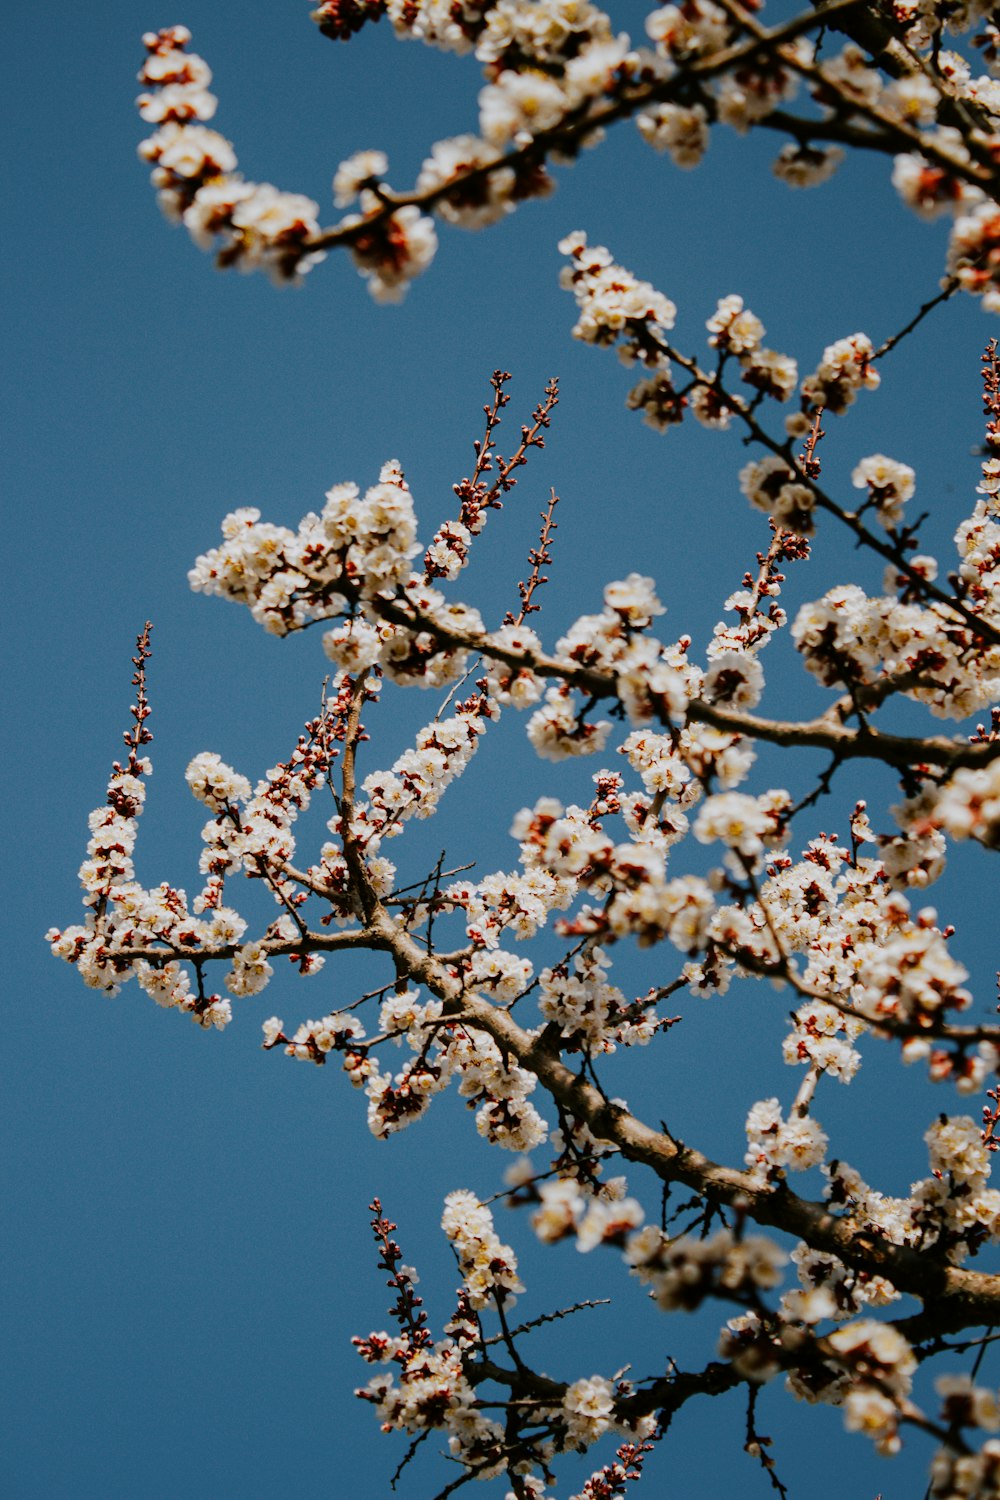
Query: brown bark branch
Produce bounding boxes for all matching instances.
[368,907,1000,1338]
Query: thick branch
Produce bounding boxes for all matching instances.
[370,596,1000,772]
[367,908,1000,1337]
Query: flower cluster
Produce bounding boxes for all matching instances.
[441,1190,524,1308]
[343,194,439,303]
[47,679,349,1028]
[263,1008,365,1062]
[563,1375,619,1449]
[512,794,717,951]
[852,453,917,530]
[779,1242,899,1327]
[363,1010,548,1148]
[740,455,818,536]
[930,1438,1000,1500]
[189,459,421,629]
[825,1115,1000,1262]
[539,944,667,1052]
[829,1320,917,1456]
[781,999,863,1085]
[792,579,1000,718]
[531,1176,645,1251]
[625,1226,787,1312]
[138,27,325,284]
[561,239,801,435]
[897,758,1000,852]
[558,232,677,357]
[353,693,498,852]
[745,1097,829,1182]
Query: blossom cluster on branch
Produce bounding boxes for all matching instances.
[47,5,1000,1496]
[136,0,1000,304]
[52,312,1000,1493]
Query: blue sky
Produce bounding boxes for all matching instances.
[4,5,998,1498]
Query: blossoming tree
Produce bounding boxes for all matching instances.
[48,2,1000,1496]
